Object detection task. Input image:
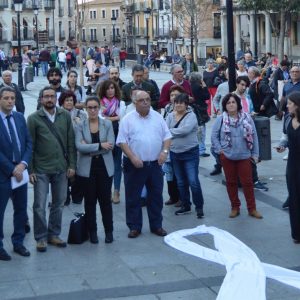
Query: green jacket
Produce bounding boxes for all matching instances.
[121,80,158,109]
[27,107,76,174]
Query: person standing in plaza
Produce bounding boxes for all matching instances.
[276,92,300,243]
[98,79,125,204]
[75,96,115,244]
[65,70,86,109]
[39,48,51,77]
[211,93,262,219]
[121,64,156,107]
[0,87,32,261]
[166,93,205,218]
[0,70,25,114]
[119,48,127,69]
[57,48,67,73]
[111,46,120,67]
[117,90,171,238]
[182,53,198,79]
[27,86,76,252]
[159,64,192,109]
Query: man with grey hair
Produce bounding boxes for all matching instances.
[121,64,156,107]
[0,70,25,114]
[248,66,277,117]
[159,64,192,108]
[117,90,171,238]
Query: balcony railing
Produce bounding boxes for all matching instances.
[213,26,221,39]
[158,28,170,37]
[23,1,33,10]
[59,6,64,17]
[59,30,65,41]
[68,6,74,17]
[0,0,8,9]
[44,0,55,10]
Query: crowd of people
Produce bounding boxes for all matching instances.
[0,45,299,262]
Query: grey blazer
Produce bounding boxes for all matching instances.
[75,117,115,177]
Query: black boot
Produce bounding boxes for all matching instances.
[105,232,113,243]
[210,164,222,176]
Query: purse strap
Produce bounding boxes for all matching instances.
[174,112,190,128]
[39,115,70,164]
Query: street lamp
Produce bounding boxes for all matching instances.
[14,0,24,91]
[111,16,117,45]
[34,8,39,50]
[144,7,151,55]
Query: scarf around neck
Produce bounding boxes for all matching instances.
[101,96,119,117]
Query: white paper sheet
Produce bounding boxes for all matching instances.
[11,169,29,190]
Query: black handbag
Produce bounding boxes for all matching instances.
[67,213,89,244]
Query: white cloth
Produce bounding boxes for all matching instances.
[116,109,172,161]
[43,107,56,123]
[58,52,66,63]
[164,225,300,300]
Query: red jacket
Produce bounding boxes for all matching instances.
[119,50,127,60]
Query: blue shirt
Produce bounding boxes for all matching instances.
[282,80,300,98]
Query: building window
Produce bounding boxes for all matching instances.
[116,9,119,18]
[293,21,300,45]
[90,10,96,19]
[90,28,97,41]
[102,10,106,18]
[82,28,86,41]
[112,10,115,18]
[116,28,120,36]
[213,13,221,39]
[23,19,28,40]
[103,28,106,37]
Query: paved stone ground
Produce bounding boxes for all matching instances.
[1,67,299,300]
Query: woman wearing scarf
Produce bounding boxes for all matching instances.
[97,80,125,204]
[211,93,262,219]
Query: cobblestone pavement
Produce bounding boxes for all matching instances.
[1,67,299,300]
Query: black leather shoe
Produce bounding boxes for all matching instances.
[25,221,31,234]
[210,167,222,176]
[196,208,204,218]
[0,248,11,261]
[90,232,99,244]
[14,245,30,257]
[128,230,141,238]
[151,228,167,237]
[105,232,113,243]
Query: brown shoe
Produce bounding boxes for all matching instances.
[229,209,240,218]
[151,228,167,237]
[248,210,263,219]
[165,199,177,205]
[36,240,47,252]
[128,230,141,238]
[112,190,120,204]
[174,200,182,207]
[48,236,67,247]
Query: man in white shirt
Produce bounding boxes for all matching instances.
[57,49,66,73]
[117,90,171,238]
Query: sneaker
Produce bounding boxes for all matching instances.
[175,207,192,215]
[196,208,204,218]
[48,236,67,248]
[112,190,120,204]
[210,167,222,176]
[254,181,268,191]
[36,240,47,252]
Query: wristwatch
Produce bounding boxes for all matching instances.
[163,149,169,154]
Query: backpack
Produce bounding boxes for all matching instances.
[66,52,72,61]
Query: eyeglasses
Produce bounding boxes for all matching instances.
[43,95,56,99]
[290,71,300,73]
[87,106,99,111]
[136,98,151,103]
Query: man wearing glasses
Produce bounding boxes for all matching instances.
[117,90,171,239]
[27,87,76,253]
[159,64,192,109]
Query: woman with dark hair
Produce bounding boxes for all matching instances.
[75,96,115,244]
[97,79,125,204]
[166,93,205,218]
[211,93,262,219]
[58,90,87,205]
[276,91,300,243]
[65,70,86,109]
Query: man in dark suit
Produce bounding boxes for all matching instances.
[121,64,157,109]
[0,87,32,261]
[0,70,25,114]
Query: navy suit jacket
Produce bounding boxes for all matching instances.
[0,111,32,185]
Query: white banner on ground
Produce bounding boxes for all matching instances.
[164,225,300,300]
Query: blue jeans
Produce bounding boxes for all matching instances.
[123,157,164,231]
[198,125,206,155]
[0,183,28,248]
[113,146,122,191]
[170,146,204,209]
[33,172,67,241]
[58,61,66,72]
[41,61,48,76]
[120,59,125,69]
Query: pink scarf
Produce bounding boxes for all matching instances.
[101,97,119,117]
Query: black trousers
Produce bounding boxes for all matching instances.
[80,168,113,234]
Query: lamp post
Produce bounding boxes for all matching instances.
[34,8,39,50]
[144,7,151,55]
[14,0,24,91]
[111,16,117,45]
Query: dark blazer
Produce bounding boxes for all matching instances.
[0,111,32,184]
[121,80,157,108]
